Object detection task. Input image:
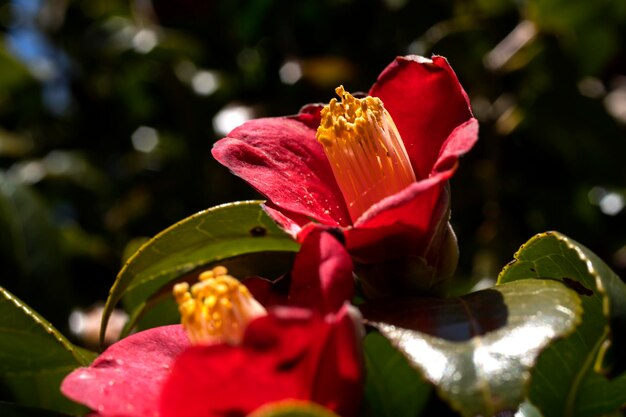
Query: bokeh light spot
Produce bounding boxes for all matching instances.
[131,126,159,153]
[212,104,255,136]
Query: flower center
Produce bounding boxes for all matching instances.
[316,86,416,223]
[173,266,266,345]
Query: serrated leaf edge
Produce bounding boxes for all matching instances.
[555,234,614,416]
[0,286,94,367]
[497,231,618,416]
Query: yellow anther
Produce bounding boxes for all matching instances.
[213,266,228,276]
[215,283,229,295]
[172,266,266,345]
[173,282,190,301]
[316,86,416,222]
[205,294,217,309]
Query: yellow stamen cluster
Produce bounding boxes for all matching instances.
[316,86,416,222]
[173,266,266,345]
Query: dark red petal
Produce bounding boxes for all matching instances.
[296,103,324,129]
[289,228,353,315]
[159,310,323,417]
[346,176,444,263]
[312,308,363,417]
[369,55,473,180]
[244,275,290,307]
[212,110,350,227]
[159,308,362,417]
[433,118,479,175]
[61,325,189,417]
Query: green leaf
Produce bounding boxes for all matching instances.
[101,201,299,342]
[360,279,582,417]
[498,231,626,417]
[0,286,96,414]
[122,292,180,336]
[248,400,341,417]
[363,332,431,417]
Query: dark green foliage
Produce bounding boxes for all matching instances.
[1,1,626,415]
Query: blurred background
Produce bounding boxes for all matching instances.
[0,0,625,341]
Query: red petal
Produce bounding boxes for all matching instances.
[346,118,479,264]
[346,176,444,263]
[244,275,289,307]
[369,55,473,180]
[61,325,189,417]
[289,228,354,314]
[433,118,479,175]
[312,308,364,417]
[212,109,350,227]
[246,228,353,315]
[159,308,362,417]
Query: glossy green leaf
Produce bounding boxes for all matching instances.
[498,231,626,417]
[363,332,431,417]
[101,201,299,342]
[0,287,95,414]
[360,279,581,417]
[248,400,341,417]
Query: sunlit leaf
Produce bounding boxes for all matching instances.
[360,279,581,417]
[498,231,626,417]
[0,287,95,414]
[101,201,299,342]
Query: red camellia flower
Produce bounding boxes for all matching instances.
[61,230,362,417]
[212,55,478,296]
